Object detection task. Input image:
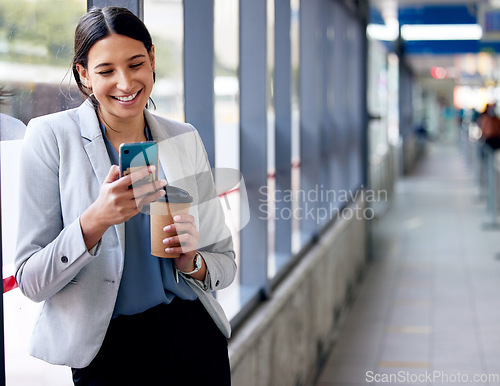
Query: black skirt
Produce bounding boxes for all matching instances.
[72,297,231,386]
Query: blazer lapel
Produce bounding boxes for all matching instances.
[78,100,125,255]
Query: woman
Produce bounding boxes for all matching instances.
[15,6,236,385]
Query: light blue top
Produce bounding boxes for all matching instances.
[100,124,197,318]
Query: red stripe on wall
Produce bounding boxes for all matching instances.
[3,275,18,293]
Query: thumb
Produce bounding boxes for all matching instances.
[104,165,121,183]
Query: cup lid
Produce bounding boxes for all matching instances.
[159,186,193,203]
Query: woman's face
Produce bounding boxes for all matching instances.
[77,33,155,126]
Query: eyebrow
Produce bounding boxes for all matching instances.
[93,54,147,70]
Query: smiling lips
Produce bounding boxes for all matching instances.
[113,90,140,102]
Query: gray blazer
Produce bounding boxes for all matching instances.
[15,100,236,368]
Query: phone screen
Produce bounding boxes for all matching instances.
[119,141,159,188]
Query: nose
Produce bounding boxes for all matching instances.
[116,70,133,92]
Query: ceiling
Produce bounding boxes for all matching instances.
[370,0,500,84]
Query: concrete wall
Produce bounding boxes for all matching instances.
[228,200,367,386]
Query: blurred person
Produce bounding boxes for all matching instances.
[478,103,500,150]
[14,7,235,385]
[0,86,26,141]
[471,107,480,124]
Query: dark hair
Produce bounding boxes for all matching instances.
[72,7,155,108]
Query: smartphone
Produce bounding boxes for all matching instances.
[119,141,159,188]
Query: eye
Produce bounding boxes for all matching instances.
[97,69,113,75]
[130,62,144,69]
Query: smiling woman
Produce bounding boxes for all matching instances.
[14,6,236,386]
[75,34,156,145]
[72,7,156,145]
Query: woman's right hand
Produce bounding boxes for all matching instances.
[80,165,167,250]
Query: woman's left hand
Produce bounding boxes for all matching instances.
[163,214,199,272]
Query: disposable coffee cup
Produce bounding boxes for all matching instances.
[150,186,193,258]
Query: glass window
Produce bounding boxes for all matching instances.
[290,0,301,255]
[214,0,239,172]
[387,53,400,146]
[266,0,277,278]
[212,0,241,321]
[347,17,363,190]
[367,39,389,157]
[0,0,84,123]
[143,0,184,122]
[268,0,300,277]
[1,1,86,384]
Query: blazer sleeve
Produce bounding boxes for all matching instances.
[179,128,237,292]
[14,118,100,303]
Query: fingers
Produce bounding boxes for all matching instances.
[132,178,167,199]
[115,165,166,202]
[163,234,197,254]
[162,214,198,254]
[135,187,166,211]
[132,174,167,211]
[118,165,157,190]
[101,165,164,222]
[163,214,197,235]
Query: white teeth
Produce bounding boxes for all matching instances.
[115,92,138,102]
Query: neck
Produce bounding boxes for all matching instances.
[99,112,148,151]
[99,109,147,135]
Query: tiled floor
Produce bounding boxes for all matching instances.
[316,140,500,386]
